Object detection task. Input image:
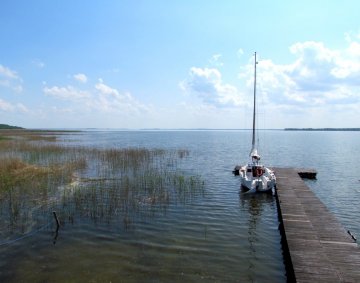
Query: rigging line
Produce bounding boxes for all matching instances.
[252,52,257,148]
[0,221,52,247]
[0,198,62,247]
[255,52,260,152]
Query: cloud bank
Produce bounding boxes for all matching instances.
[43,78,150,116]
[1,32,359,128]
[182,36,360,118]
[262,40,360,108]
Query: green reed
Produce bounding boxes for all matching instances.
[0,131,205,235]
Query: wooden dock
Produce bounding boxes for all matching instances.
[274,168,360,283]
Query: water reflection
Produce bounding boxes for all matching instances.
[239,192,278,282]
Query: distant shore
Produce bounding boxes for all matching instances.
[0,124,23,130]
[285,128,360,131]
[1,124,360,132]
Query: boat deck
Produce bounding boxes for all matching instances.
[274,167,360,282]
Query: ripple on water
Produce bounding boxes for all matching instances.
[0,131,291,282]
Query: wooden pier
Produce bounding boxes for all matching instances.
[275,168,360,283]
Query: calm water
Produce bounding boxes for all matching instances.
[1,130,359,282]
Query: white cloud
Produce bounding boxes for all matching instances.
[180,35,360,128]
[0,98,28,112]
[16,103,29,113]
[180,67,246,107]
[209,53,223,67]
[73,73,88,83]
[43,86,90,100]
[251,38,360,110]
[0,64,19,79]
[344,30,360,43]
[95,79,119,96]
[32,59,45,68]
[0,98,14,111]
[94,80,150,114]
[237,48,244,58]
[0,64,23,93]
[43,79,150,116]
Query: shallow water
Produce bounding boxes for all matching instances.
[1,130,359,282]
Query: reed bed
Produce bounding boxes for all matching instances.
[0,131,205,237]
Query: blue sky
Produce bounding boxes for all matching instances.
[0,0,359,129]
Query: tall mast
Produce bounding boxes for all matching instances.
[252,52,257,149]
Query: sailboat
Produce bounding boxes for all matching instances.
[234,52,276,193]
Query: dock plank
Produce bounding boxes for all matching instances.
[275,168,360,283]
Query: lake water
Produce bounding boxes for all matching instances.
[1,130,359,282]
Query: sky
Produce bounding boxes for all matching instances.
[0,0,359,129]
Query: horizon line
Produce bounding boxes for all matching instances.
[18,127,360,131]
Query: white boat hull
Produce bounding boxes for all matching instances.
[239,166,276,193]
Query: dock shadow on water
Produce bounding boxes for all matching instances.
[0,132,208,282]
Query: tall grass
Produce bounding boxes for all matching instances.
[0,131,205,236]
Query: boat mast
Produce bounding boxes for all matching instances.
[252,52,257,149]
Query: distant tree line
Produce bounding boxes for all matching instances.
[0,124,23,129]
